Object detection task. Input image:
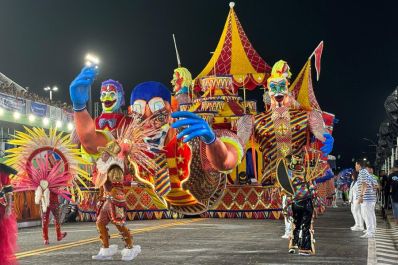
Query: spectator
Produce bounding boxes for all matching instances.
[356,159,378,238]
[349,171,364,231]
[0,83,73,111]
[388,161,398,225]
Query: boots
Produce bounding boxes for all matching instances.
[97,223,110,248]
[42,211,50,245]
[92,245,118,260]
[55,220,67,241]
[115,224,133,249]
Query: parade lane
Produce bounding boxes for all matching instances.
[17,207,367,265]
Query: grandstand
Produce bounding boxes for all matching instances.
[0,71,74,162]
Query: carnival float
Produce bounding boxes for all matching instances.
[7,2,337,223]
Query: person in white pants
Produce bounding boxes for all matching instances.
[349,172,364,231]
[281,194,292,238]
[355,160,377,238]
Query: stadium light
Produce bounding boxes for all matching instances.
[43,117,49,126]
[13,111,21,120]
[55,120,62,128]
[67,122,74,131]
[0,108,4,116]
[44,86,58,101]
[28,114,36,122]
[85,53,100,67]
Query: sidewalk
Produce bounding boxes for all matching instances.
[372,209,398,265]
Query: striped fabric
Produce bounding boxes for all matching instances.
[254,108,308,185]
[356,169,377,202]
[153,153,171,197]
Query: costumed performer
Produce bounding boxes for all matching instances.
[0,163,18,265]
[6,127,91,246]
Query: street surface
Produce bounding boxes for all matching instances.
[17,206,371,265]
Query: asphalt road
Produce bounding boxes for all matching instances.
[16,206,367,265]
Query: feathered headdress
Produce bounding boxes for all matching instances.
[5,127,91,201]
[14,154,73,212]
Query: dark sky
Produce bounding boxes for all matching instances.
[0,0,397,168]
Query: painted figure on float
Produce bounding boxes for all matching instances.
[254,60,334,185]
[171,67,192,106]
[128,81,244,214]
[0,163,18,265]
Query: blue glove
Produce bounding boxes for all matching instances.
[171,111,216,144]
[69,66,98,111]
[320,133,334,157]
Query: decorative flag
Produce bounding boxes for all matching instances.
[313,41,324,81]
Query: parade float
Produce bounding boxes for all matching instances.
[76,2,336,221]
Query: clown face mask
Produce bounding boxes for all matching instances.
[129,97,170,149]
[129,97,170,129]
[100,82,124,113]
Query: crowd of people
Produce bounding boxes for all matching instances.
[0,82,73,112]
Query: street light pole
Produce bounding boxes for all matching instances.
[44,86,58,101]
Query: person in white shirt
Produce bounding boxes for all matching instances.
[355,160,378,238]
[349,171,364,231]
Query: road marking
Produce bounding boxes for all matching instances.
[16,219,202,259]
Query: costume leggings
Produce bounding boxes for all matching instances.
[42,204,62,240]
[96,200,133,249]
[292,198,313,251]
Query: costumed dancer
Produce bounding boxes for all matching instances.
[91,118,159,261]
[6,127,90,245]
[276,153,325,256]
[15,155,69,244]
[0,163,18,265]
[70,67,154,261]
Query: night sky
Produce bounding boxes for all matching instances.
[0,0,397,168]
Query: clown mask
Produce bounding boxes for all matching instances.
[129,97,170,130]
[267,77,292,108]
[100,80,125,113]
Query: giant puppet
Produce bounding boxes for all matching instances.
[69,67,243,258]
[128,81,244,214]
[254,60,334,185]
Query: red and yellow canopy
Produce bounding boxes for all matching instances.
[194,2,271,91]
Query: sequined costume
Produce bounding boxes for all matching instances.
[41,192,66,244]
[93,141,135,259]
